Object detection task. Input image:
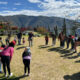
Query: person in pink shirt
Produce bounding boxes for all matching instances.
[1,41,16,77]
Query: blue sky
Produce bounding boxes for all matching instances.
[0,0,80,20]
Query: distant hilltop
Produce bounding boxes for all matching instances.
[0,15,75,29]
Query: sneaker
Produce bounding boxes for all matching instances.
[9,73,13,77]
[27,73,30,76]
[5,74,7,77]
[24,73,27,76]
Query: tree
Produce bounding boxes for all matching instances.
[20,27,27,32]
[11,26,18,30]
[48,25,51,32]
[0,26,3,29]
[71,21,80,35]
[36,26,48,34]
[54,26,58,37]
[62,18,67,36]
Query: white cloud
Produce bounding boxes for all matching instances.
[26,0,80,20]
[14,3,22,6]
[0,0,80,20]
[0,1,8,5]
[13,8,17,10]
[28,0,41,3]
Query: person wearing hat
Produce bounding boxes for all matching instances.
[22,47,31,76]
[1,41,16,77]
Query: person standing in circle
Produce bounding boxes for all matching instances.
[45,35,49,45]
[17,32,22,45]
[28,32,34,47]
[22,47,31,76]
[1,41,16,77]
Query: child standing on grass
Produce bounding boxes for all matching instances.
[0,45,5,73]
[22,37,25,45]
[22,47,31,76]
[14,36,17,43]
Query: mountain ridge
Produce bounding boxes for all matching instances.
[0,15,75,29]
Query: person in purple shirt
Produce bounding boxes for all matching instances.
[22,47,31,76]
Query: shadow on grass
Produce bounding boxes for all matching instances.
[64,72,80,80]
[48,47,80,59]
[39,45,50,49]
[75,60,80,63]
[48,47,71,54]
[16,46,26,50]
[0,75,28,80]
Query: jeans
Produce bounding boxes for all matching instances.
[1,56,11,75]
[29,40,33,47]
[0,60,2,72]
[23,59,30,74]
[18,38,21,45]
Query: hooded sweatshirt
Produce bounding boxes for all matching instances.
[1,47,14,60]
[22,47,31,60]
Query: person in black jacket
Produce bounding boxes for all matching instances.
[28,32,34,47]
[17,32,22,45]
[22,47,31,76]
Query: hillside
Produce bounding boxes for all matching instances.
[0,15,74,29]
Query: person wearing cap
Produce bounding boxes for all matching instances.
[1,41,15,77]
[22,47,31,76]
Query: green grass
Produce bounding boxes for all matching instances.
[0,36,80,80]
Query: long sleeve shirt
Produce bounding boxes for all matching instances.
[1,47,14,60]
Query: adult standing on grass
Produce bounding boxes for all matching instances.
[45,34,49,45]
[17,32,22,45]
[22,47,31,76]
[58,31,65,48]
[28,32,34,47]
[51,33,56,46]
[66,35,71,49]
[1,41,16,77]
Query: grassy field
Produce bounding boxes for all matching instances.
[0,36,80,80]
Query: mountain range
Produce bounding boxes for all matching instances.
[0,15,75,30]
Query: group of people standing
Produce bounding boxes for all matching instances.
[44,31,80,53]
[0,31,34,78]
[0,30,80,78]
[58,31,80,52]
[45,33,56,46]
